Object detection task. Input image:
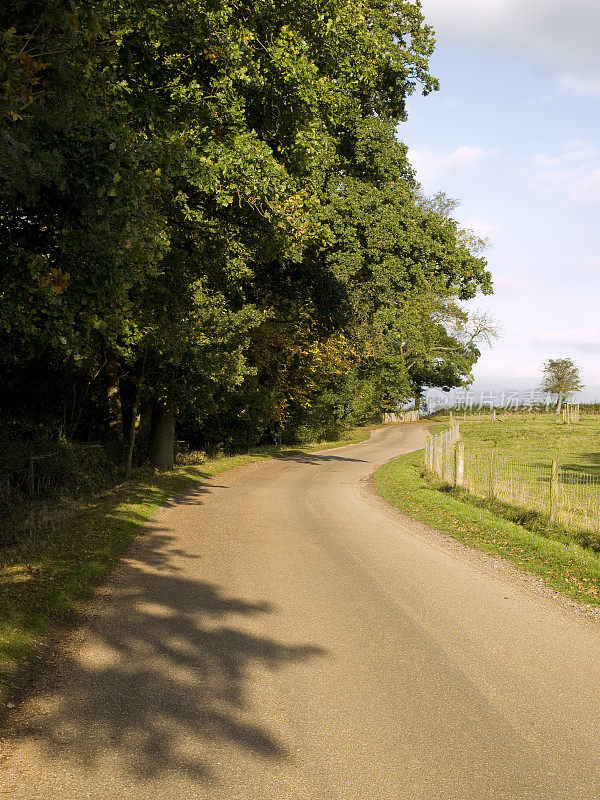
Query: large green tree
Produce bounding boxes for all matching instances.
[0,0,171,447]
[306,124,492,420]
[1,0,494,465]
[95,0,441,463]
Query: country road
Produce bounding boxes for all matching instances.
[2,424,600,799]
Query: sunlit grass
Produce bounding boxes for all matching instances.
[375,447,600,608]
[458,413,600,470]
[434,411,600,469]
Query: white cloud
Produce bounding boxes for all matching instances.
[460,216,500,240]
[473,356,542,381]
[529,140,600,205]
[420,0,600,95]
[408,145,497,186]
[448,146,497,168]
[531,140,598,168]
[558,73,600,96]
[577,258,600,275]
[532,328,600,351]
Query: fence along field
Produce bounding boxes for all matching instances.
[384,410,420,423]
[425,419,600,536]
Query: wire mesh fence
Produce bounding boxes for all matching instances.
[425,423,460,483]
[0,453,60,502]
[0,442,115,505]
[426,425,600,534]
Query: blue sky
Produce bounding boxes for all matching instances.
[399,0,600,401]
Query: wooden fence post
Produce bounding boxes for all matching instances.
[550,458,559,523]
[455,440,465,487]
[489,447,497,498]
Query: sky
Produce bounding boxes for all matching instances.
[399,0,600,402]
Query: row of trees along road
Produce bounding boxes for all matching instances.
[1,0,493,471]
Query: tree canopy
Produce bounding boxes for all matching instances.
[1,0,493,466]
[541,358,584,413]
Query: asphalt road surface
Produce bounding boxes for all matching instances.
[2,424,600,799]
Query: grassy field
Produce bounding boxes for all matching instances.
[375,413,600,608]
[0,426,371,706]
[457,412,600,470]
[451,414,600,540]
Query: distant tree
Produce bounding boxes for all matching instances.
[540,358,584,413]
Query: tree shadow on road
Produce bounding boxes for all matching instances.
[280,452,368,465]
[4,525,326,784]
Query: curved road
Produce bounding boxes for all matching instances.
[2,424,600,799]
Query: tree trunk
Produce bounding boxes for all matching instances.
[105,348,124,442]
[125,395,140,480]
[413,386,422,413]
[149,402,175,470]
[125,349,148,479]
[555,391,563,415]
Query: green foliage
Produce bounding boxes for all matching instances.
[1,0,491,457]
[308,127,492,417]
[541,358,584,405]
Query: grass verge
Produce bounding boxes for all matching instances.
[374,448,600,608]
[0,427,371,705]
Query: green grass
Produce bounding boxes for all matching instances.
[375,442,600,609]
[0,426,371,704]
[456,412,600,470]
[439,413,600,545]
